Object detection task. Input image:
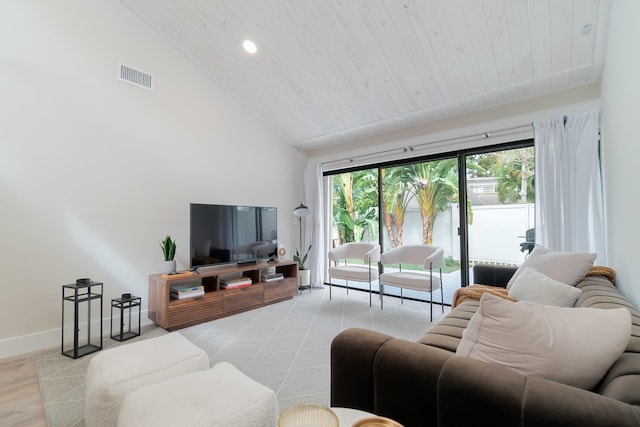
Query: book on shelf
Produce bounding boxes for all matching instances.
[170,289,205,299]
[170,284,204,293]
[221,277,252,286]
[261,266,276,275]
[221,282,252,289]
[262,273,284,282]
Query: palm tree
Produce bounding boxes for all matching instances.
[392,183,412,247]
[332,170,379,244]
[381,166,413,248]
[332,173,354,244]
[407,160,458,245]
[380,168,396,247]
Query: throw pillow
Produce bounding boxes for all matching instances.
[508,267,582,307]
[506,245,596,289]
[456,293,630,390]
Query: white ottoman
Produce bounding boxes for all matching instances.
[117,362,279,427]
[85,332,209,427]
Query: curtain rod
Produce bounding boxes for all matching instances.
[322,123,533,167]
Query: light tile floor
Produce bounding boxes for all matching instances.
[37,286,450,426]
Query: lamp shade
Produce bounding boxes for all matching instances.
[293,203,310,217]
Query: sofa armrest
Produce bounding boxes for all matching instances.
[330,328,394,412]
[472,264,517,287]
[331,328,453,425]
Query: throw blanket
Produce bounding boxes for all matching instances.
[452,285,514,308]
[452,265,617,308]
[586,265,616,284]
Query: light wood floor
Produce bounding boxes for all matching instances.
[0,352,47,427]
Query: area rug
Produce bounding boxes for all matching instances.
[37,287,445,426]
[36,325,166,427]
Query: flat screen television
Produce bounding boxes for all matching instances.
[190,203,278,268]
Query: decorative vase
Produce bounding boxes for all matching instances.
[299,269,311,288]
[161,260,176,274]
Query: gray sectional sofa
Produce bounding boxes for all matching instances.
[330,265,640,427]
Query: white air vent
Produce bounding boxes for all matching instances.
[117,62,154,91]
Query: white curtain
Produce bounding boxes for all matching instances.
[533,109,606,262]
[303,161,325,287]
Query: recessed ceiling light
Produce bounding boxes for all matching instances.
[243,40,257,54]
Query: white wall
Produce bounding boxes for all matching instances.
[601,0,640,308]
[0,0,305,357]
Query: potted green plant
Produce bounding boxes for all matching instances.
[294,244,312,288]
[160,235,177,274]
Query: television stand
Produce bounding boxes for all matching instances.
[148,260,298,331]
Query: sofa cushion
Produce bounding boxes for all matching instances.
[506,245,596,289]
[456,293,631,390]
[508,267,582,307]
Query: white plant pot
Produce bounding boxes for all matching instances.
[299,269,311,287]
[160,260,176,274]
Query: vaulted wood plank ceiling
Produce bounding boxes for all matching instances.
[120,0,608,150]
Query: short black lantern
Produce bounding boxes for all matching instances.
[110,294,141,342]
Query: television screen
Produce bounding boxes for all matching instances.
[190,203,278,268]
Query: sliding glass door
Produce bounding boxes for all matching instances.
[380,159,460,303]
[325,140,534,303]
[465,145,535,282]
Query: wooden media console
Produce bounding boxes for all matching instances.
[148,260,298,330]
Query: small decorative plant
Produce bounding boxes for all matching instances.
[160,235,176,261]
[294,245,312,270]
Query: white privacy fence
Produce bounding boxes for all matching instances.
[398,203,535,266]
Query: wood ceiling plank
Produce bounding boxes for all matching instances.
[440,0,487,101]
[319,0,400,121]
[407,0,459,107]
[298,0,391,124]
[569,0,599,86]
[459,0,503,100]
[415,0,471,103]
[346,1,420,114]
[505,0,534,84]
[371,0,440,111]
[119,0,608,148]
[483,0,518,90]
[549,0,574,89]
[528,0,553,95]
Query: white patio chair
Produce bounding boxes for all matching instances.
[328,242,381,307]
[379,245,444,321]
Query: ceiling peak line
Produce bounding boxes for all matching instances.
[321,123,533,169]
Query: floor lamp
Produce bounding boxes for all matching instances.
[293,202,311,291]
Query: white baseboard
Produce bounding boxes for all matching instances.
[0,309,154,359]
